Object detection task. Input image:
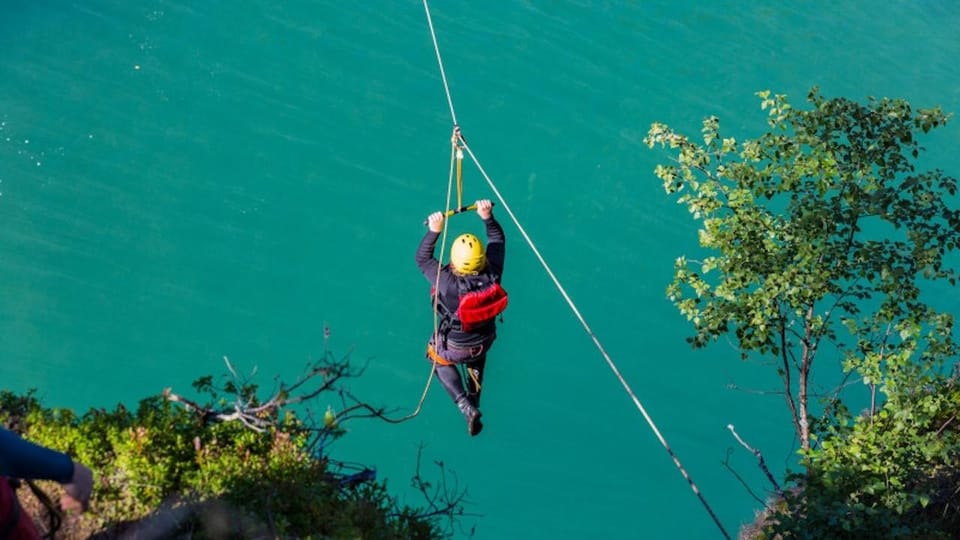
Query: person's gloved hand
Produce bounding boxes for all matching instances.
[61,461,93,512]
[427,211,445,233]
[476,199,493,220]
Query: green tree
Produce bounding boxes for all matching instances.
[645,89,960,537]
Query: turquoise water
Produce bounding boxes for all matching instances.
[2,1,959,537]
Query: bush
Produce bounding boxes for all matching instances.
[0,388,447,539]
[744,373,960,539]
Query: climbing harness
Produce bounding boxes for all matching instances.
[425,343,454,367]
[416,2,733,538]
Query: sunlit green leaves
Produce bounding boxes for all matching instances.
[648,89,960,537]
[647,88,958,381]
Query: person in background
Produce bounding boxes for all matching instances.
[416,199,508,436]
[0,426,94,537]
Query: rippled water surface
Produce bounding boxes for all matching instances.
[2,1,959,537]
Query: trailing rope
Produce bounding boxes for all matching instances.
[421,1,731,538]
[378,131,459,424]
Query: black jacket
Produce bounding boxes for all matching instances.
[416,216,505,345]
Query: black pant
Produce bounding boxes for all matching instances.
[435,355,486,406]
[428,333,492,407]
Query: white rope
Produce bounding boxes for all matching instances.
[422,0,458,126]
[420,2,731,537]
[459,142,730,539]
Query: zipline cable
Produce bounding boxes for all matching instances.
[421,1,731,538]
[422,0,458,127]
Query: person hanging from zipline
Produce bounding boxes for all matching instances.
[417,198,507,436]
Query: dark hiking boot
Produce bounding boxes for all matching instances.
[466,390,481,409]
[456,396,483,436]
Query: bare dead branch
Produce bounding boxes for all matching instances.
[392,444,479,537]
[163,334,470,533]
[724,382,785,396]
[728,424,783,497]
[722,448,769,509]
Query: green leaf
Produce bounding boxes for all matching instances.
[648,88,960,538]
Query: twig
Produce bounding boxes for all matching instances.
[935,414,956,437]
[721,448,768,508]
[728,424,783,497]
[393,444,479,535]
[725,382,784,396]
[163,336,473,533]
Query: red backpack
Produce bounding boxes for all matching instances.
[456,281,508,331]
[431,272,508,332]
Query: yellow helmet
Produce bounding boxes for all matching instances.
[450,233,486,274]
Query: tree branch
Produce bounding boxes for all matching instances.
[728,424,783,497]
[163,334,472,534]
[392,444,480,537]
[935,414,956,437]
[722,448,769,509]
[779,323,802,442]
